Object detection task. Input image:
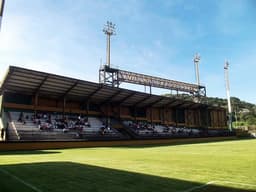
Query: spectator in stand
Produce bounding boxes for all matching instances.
[1,128,5,139]
[189,129,193,136]
[172,127,176,134]
[18,112,23,122]
[85,121,90,127]
[100,125,106,135]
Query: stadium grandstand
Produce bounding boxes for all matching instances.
[0,66,231,143]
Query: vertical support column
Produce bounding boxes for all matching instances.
[198,109,201,128]
[134,107,137,122]
[86,100,89,117]
[118,104,121,120]
[185,110,189,128]
[63,97,66,118]
[175,108,178,127]
[217,110,220,128]
[34,93,38,115]
[206,107,209,130]
[107,103,111,127]
[150,107,153,125]
[163,108,166,125]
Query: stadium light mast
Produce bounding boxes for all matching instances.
[0,0,5,31]
[194,53,201,86]
[103,21,116,67]
[224,61,232,131]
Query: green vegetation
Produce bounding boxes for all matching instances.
[0,139,256,192]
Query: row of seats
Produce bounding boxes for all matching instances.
[8,111,122,141]
[123,120,202,137]
[6,111,231,141]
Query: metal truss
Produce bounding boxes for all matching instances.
[99,65,206,97]
[99,65,119,87]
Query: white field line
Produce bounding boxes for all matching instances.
[0,168,42,192]
[181,180,256,192]
[215,180,256,187]
[180,181,216,192]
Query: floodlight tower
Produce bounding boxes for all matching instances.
[224,61,232,131]
[103,21,116,67]
[101,21,116,128]
[99,21,118,87]
[194,53,201,86]
[193,53,204,103]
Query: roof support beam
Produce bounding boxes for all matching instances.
[34,75,48,95]
[161,99,177,108]
[59,80,79,99]
[100,90,122,105]
[133,95,152,107]
[118,92,137,105]
[174,101,187,109]
[82,84,103,103]
[143,97,165,108]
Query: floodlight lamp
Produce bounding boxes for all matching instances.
[194,53,200,63]
[224,61,229,69]
[103,21,116,35]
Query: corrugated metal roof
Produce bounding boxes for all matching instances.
[0,66,209,109]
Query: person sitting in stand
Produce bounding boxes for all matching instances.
[85,121,90,127]
[100,125,106,135]
[18,112,23,122]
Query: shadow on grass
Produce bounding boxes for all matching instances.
[0,162,255,192]
[0,150,61,156]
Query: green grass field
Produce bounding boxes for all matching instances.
[0,139,256,192]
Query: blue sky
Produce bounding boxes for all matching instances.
[0,0,255,104]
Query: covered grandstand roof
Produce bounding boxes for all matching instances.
[0,66,208,109]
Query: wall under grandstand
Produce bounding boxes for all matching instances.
[0,137,237,151]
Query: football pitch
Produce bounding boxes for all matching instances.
[0,139,256,192]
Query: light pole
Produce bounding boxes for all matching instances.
[103,21,116,67]
[224,61,232,131]
[194,53,201,86]
[102,21,116,127]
